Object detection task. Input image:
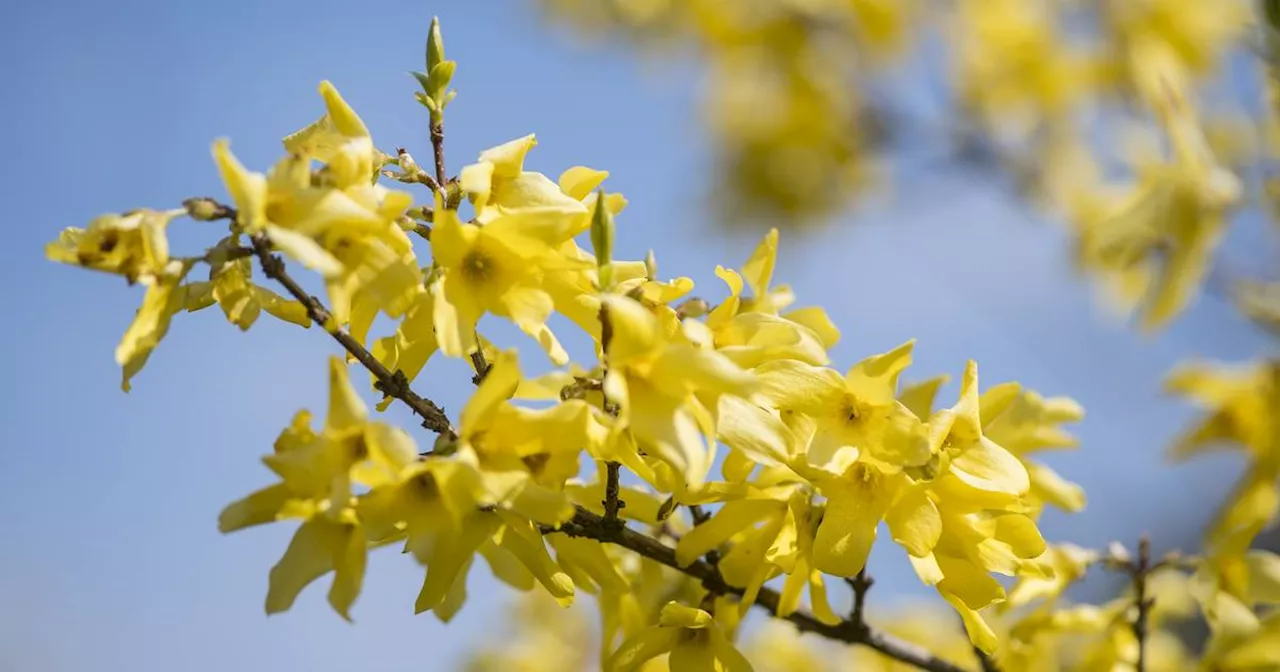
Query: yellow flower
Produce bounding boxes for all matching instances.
[954,0,1101,139]
[218,356,420,619]
[430,199,588,364]
[282,80,378,189]
[459,134,587,223]
[46,208,182,282]
[358,457,576,620]
[1191,547,1280,640]
[184,241,310,331]
[980,383,1087,513]
[809,461,940,578]
[705,229,840,369]
[1070,62,1240,330]
[1199,611,1280,672]
[1166,360,1280,551]
[926,361,1031,508]
[1004,543,1097,610]
[757,341,930,471]
[601,294,755,491]
[215,82,423,327]
[675,489,840,625]
[1107,0,1249,82]
[451,349,608,524]
[370,290,438,408]
[115,259,195,391]
[607,602,753,672]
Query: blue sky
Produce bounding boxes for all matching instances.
[1,2,1274,670]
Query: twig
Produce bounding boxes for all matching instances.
[247,232,457,439]
[848,567,874,632]
[548,507,970,672]
[597,302,624,525]
[469,349,490,385]
[602,461,624,524]
[1132,535,1153,672]
[430,122,447,187]
[974,645,1000,672]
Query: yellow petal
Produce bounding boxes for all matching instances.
[265,516,365,620]
[669,634,718,672]
[212,139,267,229]
[602,295,660,363]
[674,499,780,567]
[812,475,891,577]
[717,396,793,465]
[494,512,575,605]
[415,514,496,614]
[1027,461,1087,512]
[559,165,610,201]
[782,306,841,348]
[949,436,1030,496]
[460,349,521,432]
[943,592,999,655]
[317,80,369,137]
[885,485,941,557]
[254,286,311,328]
[658,602,715,629]
[741,228,778,297]
[707,627,754,672]
[845,339,916,404]
[263,225,343,278]
[994,514,1047,559]
[606,627,679,672]
[325,357,367,430]
[898,375,951,421]
[755,360,847,415]
[116,273,187,392]
[479,134,537,178]
[218,483,292,533]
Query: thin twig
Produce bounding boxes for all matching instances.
[548,507,970,672]
[1132,535,1153,672]
[848,567,874,632]
[597,301,624,525]
[470,349,490,385]
[430,122,447,187]
[602,461,624,524]
[247,233,457,439]
[974,645,1000,672]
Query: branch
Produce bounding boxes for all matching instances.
[248,233,457,439]
[1131,535,1153,672]
[549,506,971,672]
[597,302,624,524]
[430,122,447,187]
[847,567,874,631]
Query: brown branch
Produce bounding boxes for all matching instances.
[430,122,447,187]
[848,567,874,631]
[469,349,491,385]
[602,461,624,524]
[596,302,624,524]
[1132,535,1153,672]
[974,645,1000,672]
[248,233,457,439]
[548,507,970,672]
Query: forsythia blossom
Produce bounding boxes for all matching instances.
[48,11,1280,672]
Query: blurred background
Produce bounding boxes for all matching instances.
[0,1,1275,670]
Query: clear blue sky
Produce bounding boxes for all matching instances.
[0,2,1273,670]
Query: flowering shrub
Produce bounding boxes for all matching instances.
[47,10,1280,672]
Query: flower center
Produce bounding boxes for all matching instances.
[461,250,494,282]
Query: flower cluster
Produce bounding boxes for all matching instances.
[47,12,1280,672]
